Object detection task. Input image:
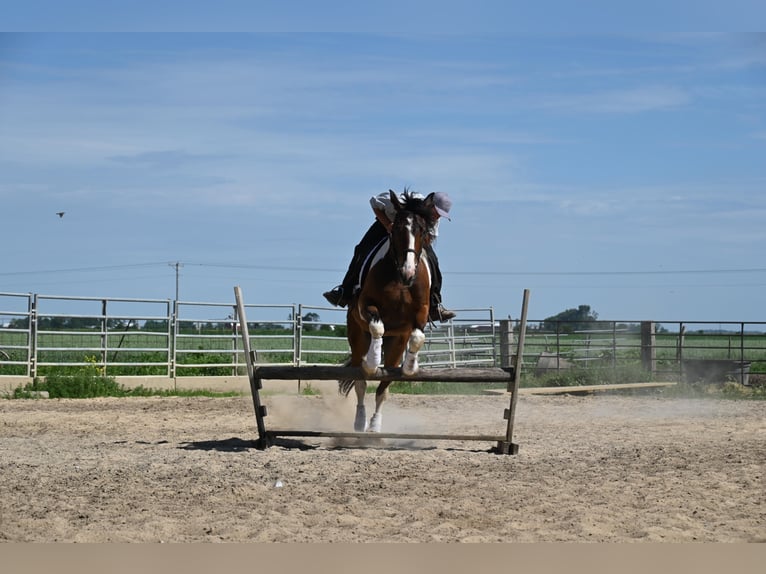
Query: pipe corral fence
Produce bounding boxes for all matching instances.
[0,292,502,381]
[1,291,764,387]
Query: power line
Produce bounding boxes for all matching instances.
[0,262,171,276]
[446,268,766,277]
[187,262,766,277]
[2,261,766,278]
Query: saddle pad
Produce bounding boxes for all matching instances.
[356,236,389,292]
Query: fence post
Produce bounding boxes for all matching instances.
[499,318,514,368]
[676,324,686,362]
[740,322,746,385]
[296,304,303,368]
[640,321,656,374]
[170,300,178,379]
[231,306,238,377]
[29,294,38,378]
[448,322,456,367]
[101,299,108,374]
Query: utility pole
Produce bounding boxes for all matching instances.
[169,261,183,301]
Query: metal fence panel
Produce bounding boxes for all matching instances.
[4,292,765,384]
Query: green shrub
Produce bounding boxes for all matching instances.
[13,355,120,398]
[11,355,242,399]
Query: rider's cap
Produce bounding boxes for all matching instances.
[433,192,452,220]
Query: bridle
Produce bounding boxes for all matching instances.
[389,211,428,285]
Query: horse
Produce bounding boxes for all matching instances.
[339,190,437,432]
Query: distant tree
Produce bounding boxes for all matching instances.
[7,318,29,329]
[142,320,170,332]
[302,312,321,331]
[542,305,599,333]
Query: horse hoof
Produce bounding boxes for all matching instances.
[361,362,377,376]
[402,364,418,376]
[368,413,382,433]
[402,357,419,376]
[354,405,367,432]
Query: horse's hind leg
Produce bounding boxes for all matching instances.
[368,381,392,433]
[353,380,367,431]
[367,338,406,432]
[402,328,426,375]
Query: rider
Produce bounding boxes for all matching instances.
[323,189,457,322]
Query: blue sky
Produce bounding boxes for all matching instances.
[1,21,765,322]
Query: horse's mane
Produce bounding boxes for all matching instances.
[399,187,437,230]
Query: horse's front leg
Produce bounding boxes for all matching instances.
[402,301,429,375]
[362,306,384,375]
[402,328,426,375]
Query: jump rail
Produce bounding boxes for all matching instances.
[233,286,530,455]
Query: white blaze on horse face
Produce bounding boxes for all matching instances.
[400,215,418,282]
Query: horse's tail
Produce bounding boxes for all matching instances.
[338,357,356,396]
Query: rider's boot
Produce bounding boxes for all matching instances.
[429,294,456,322]
[323,285,350,308]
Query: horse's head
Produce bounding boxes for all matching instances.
[389,189,436,286]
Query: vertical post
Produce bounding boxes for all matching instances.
[234,286,270,448]
[231,307,238,377]
[489,307,497,365]
[498,288,530,455]
[640,321,656,374]
[296,304,303,392]
[740,322,746,386]
[296,304,303,368]
[169,300,178,379]
[677,322,685,380]
[169,261,183,302]
[448,321,456,367]
[499,318,514,368]
[511,289,530,393]
[101,299,108,374]
[676,324,685,361]
[29,294,37,378]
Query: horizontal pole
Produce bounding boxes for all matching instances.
[270,430,506,442]
[253,365,513,383]
[483,381,678,395]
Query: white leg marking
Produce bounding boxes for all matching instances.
[402,328,426,376]
[369,318,385,339]
[355,404,367,432]
[368,412,382,432]
[363,319,384,374]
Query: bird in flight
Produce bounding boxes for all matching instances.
[56,212,65,218]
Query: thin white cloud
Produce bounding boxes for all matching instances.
[538,85,690,114]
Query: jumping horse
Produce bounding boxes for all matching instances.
[339,190,436,432]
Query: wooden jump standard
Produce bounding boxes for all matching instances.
[234,287,530,455]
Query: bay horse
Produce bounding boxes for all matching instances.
[339,190,436,432]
